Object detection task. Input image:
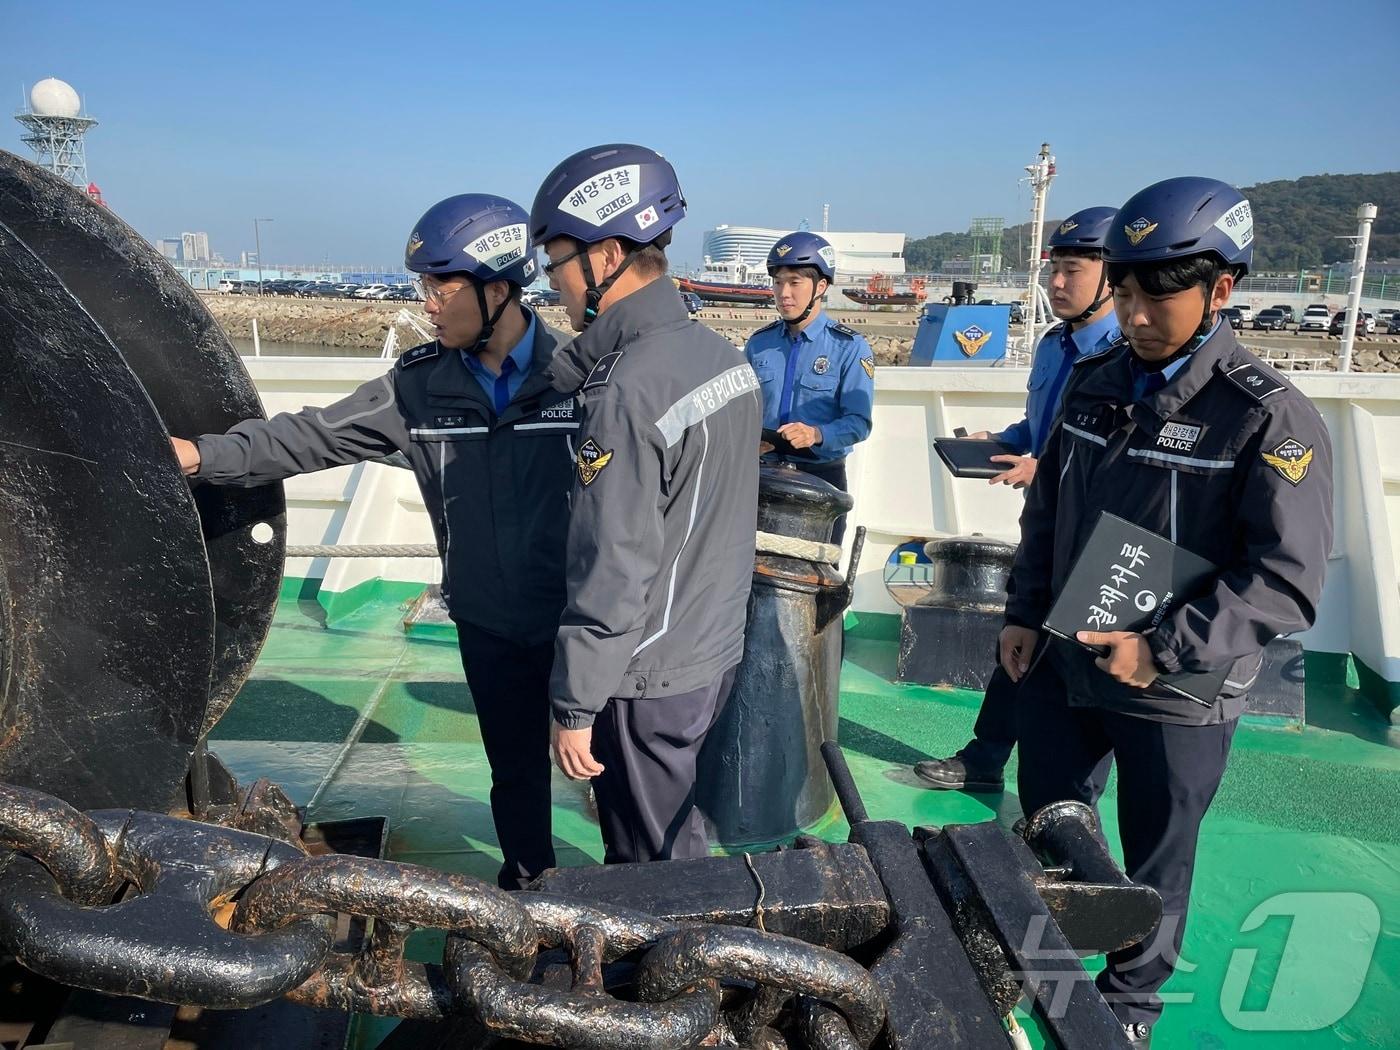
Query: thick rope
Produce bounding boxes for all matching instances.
[755,531,842,564]
[286,532,841,563]
[285,544,440,559]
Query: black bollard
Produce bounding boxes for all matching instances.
[896,535,1016,689]
[696,466,855,846]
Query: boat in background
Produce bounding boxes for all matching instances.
[844,273,926,307]
[676,258,774,305]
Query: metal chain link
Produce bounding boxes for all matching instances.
[0,783,886,1049]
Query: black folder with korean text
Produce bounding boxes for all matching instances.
[1043,513,1228,707]
[931,437,1025,478]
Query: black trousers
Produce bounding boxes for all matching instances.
[796,459,849,546]
[1016,660,1237,1026]
[961,663,1019,770]
[589,666,737,864]
[455,622,557,889]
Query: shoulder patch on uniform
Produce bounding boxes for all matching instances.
[397,342,442,369]
[582,351,623,392]
[1223,363,1287,400]
[830,322,859,339]
[575,437,614,486]
[861,356,875,379]
[1261,436,1314,485]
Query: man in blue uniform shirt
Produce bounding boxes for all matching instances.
[975,206,1122,488]
[916,206,1121,791]
[745,231,875,544]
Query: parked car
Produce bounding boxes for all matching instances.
[1375,307,1398,326]
[1298,306,1331,332]
[524,288,561,307]
[354,284,391,299]
[1390,313,1400,335]
[387,286,419,301]
[216,279,239,293]
[333,283,361,297]
[1270,304,1296,325]
[1233,304,1254,324]
[1219,306,1244,330]
[1252,308,1288,331]
[680,291,703,315]
[1007,301,1025,324]
[1330,310,1377,336]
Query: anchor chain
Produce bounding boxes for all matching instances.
[0,782,886,1049]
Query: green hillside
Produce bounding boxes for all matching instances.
[905,172,1399,274]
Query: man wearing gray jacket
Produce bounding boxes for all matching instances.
[531,144,761,863]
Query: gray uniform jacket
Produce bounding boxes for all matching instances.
[545,278,762,729]
[1005,323,1333,725]
[193,309,574,645]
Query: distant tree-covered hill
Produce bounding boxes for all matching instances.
[904,172,1399,274]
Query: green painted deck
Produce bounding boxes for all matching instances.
[211,583,1400,1048]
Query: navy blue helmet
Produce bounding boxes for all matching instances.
[530,143,685,248]
[405,194,536,287]
[1048,206,1117,252]
[1103,177,1253,275]
[767,231,837,282]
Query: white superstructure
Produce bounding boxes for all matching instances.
[703,225,905,278]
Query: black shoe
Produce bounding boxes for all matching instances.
[1122,1022,1152,1046]
[913,753,1005,791]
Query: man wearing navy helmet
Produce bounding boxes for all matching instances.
[744,232,874,544]
[915,206,1121,793]
[531,144,761,863]
[171,194,574,889]
[1004,178,1332,1045]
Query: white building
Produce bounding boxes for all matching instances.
[181,231,211,262]
[702,225,905,278]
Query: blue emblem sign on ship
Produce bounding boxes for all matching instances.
[954,324,992,358]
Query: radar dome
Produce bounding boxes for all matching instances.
[29,78,81,118]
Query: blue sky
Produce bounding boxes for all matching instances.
[4,0,1397,270]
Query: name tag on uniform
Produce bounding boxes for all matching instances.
[1155,421,1203,453]
[1068,405,1111,433]
[537,398,576,421]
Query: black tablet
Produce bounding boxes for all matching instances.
[931,437,1025,478]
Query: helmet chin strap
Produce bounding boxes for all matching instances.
[781,277,825,331]
[1069,263,1111,324]
[578,243,639,329]
[464,280,511,356]
[1141,278,1220,369]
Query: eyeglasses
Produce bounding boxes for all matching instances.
[542,245,588,276]
[412,276,469,306]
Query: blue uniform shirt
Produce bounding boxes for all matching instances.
[744,311,876,464]
[997,311,1121,457]
[1129,319,1217,401]
[462,310,537,414]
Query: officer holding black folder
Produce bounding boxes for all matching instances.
[1003,178,1333,1046]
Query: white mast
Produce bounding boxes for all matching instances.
[1024,143,1055,349]
[1339,203,1378,373]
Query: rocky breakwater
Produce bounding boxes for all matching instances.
[201,294,416,352]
